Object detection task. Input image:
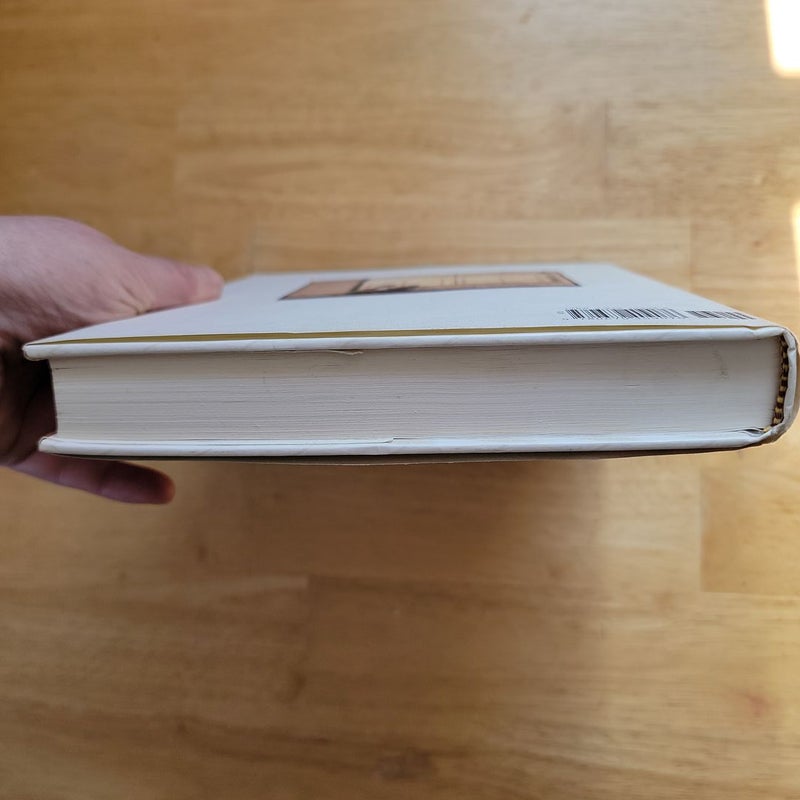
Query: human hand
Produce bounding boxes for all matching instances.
[0,216,223,503]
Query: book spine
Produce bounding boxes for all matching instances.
[770,330,799,437]
[772,334,791,426]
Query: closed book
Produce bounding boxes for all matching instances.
[23,264,797,459]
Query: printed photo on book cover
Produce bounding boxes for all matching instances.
[283,271,578,299]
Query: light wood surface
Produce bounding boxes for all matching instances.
[2,2,800,797]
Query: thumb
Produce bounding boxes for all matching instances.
[119,251,224,315]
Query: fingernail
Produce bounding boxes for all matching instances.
[194,265,225,300]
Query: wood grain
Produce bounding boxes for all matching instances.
[2,1,800,797]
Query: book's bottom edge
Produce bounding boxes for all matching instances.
[38,431,773,461]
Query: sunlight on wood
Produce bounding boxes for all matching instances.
[766,0,800,75]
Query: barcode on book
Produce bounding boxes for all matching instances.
[563,307,754,321]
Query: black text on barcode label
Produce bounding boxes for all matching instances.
[563,308,754,321]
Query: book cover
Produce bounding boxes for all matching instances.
[24,263,785,355]
[23,264,798,459]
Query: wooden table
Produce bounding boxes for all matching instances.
[1,2,800,797]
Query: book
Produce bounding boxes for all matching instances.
[23,263,797,459]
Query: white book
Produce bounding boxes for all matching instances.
[23,264,797,459]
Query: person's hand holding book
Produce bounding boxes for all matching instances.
[0,216,223,503]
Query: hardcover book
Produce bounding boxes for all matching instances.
[23,264,797,459]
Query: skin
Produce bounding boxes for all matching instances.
[0,216,223,504]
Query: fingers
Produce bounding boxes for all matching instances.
[0,218,226,340]
[123,252,224,314]
[0,353,51,461]
[5,361,174,504]
[12,450,175,504]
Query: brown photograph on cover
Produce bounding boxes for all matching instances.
[283,271,577,299]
